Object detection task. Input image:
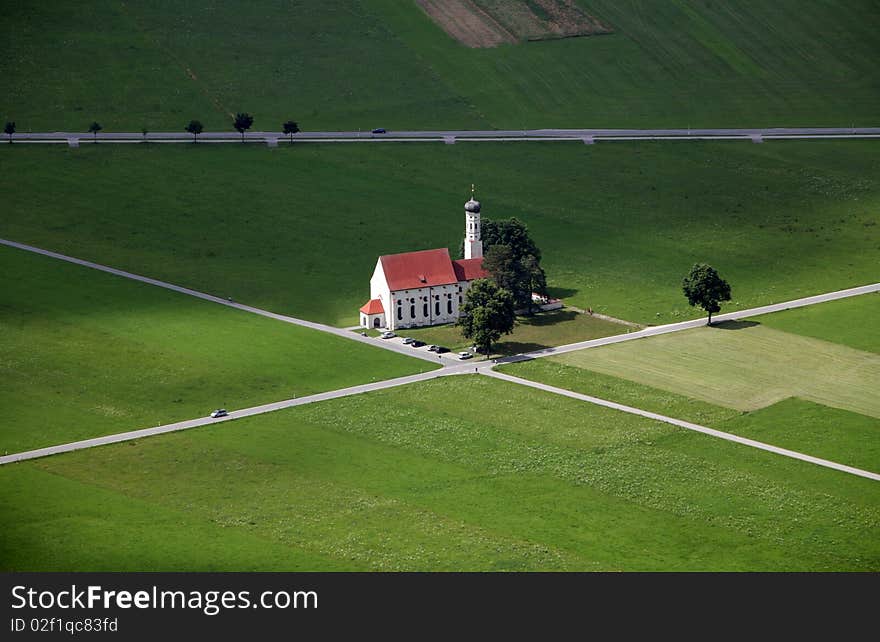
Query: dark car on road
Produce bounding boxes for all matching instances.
[411,340,426,348]
[371,128,387,134]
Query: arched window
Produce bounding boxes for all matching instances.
[423,303,428,317]
[410,305,415,319]
[447,300,452,314]
[397,307,402,321]
[435,301,440,316]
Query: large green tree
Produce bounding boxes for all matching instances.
[233,112,254,142]
[482,245,530,308]
[88,121,102,142]
[481,217,542,263]
[457,279,516,355]
[282,120,300,143]
[185,119,203,143]
[4,121,15,143]
[682,263,732,325]
[474,217,547,310]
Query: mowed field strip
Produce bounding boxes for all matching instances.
[2,236,879,482]
[549,323,880,418]
[3,376,879,571]
[0,243,435,453]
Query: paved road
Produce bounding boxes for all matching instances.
[0,238,443,366]
[0,367,474,466]
[494,282,880,365]
[486,370,880,481]
[7,127,880,145]
[3,237,878,480]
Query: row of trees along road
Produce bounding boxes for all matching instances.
[3,115,301,143]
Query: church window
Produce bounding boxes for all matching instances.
[458,296,462,304]
[423,303,429,317]
[447,300,452,314]
[435,301,440,316]
[397,307,402,321]
[410,305,415,319]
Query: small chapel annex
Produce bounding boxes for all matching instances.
[359,191,489,331]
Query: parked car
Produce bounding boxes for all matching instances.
[427,345,439,352]
[210,409,228,418]
[411,340,426,348]
[380,331,397,339]
[402,337,415,344]
[458,352,473,360]
[371,128,387,134]
[435,346,450,354]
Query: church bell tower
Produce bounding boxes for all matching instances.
[464,185,483,260]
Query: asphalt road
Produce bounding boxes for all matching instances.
[486,370,880,482]
[7,127,880,145]
[0,368,472,466]
[495,282,880,365]
[2,237,878,479]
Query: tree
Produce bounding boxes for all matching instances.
[456,279,516,355]
[476,217,547,311]
[233,112,254,142]
[482,245,530,309]
[282,120,300,143]
[185,119,203,143]
[481,217,542,263]
[88,121,102,142]
[682,263,732,325]
[521,253,548,311]
[4,121,15,143]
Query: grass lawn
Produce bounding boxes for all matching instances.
[1,376,877,571]
[750,292,880,354]
[501,360,880,473]
[397,308,629,355]
[547,321,880,418]
[2,1,878,130]
[0,244,433,454]
[2,141,878,326]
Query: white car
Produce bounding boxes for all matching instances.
[210,409,228,418]
[380,331,396,339]
[458,352,473,360]
[402,337,415,344]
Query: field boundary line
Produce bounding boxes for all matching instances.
[0,238,443,365]
[484,370,880,481]
[0,369,467,466]
[497,283,880,363]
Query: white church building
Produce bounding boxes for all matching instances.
[359,193,489,330]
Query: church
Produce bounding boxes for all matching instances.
[359,192,490,330]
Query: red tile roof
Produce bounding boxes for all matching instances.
[359,298,385,315]
[380,248,459,291]
[452,258,489,282]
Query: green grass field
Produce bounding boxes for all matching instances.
[2,1,878,130]
[396,308,629,355]
[752,292,880,354]
[547,321,880,417]
[0,244,432,453]
[2,141,877,326]
[502,360,880,473]
[2,376,878,571]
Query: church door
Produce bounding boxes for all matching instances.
[373,317,381,328]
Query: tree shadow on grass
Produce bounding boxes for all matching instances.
[517,309,579,327]
[714,320,760,330]
[546,286,578,299]
[492,341,551,357]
